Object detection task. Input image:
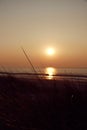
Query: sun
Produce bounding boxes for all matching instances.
[46,48,55,56]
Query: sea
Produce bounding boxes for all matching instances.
[0,67,87,80]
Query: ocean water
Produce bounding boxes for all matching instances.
[0,67,87,76]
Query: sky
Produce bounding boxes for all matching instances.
[0,0,87,68]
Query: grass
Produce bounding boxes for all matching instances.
[0,75,87,130]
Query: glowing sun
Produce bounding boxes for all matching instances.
[46,48,55,56]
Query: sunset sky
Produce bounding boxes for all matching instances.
[0,0,87,68]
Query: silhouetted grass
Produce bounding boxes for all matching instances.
[0,75,87,130]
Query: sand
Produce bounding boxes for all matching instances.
[0,75,87,130]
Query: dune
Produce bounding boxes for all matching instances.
[0,75,87,130]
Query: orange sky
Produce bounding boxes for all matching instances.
[0,0,87,68]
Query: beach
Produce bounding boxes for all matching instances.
[0,0,87,129]
[0,75,87,130]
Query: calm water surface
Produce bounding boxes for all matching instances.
[0,67,87,80]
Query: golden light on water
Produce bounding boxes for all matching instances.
[45,67,56,80]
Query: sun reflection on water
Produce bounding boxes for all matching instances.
[45,67,56,80]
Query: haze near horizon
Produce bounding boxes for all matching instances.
[0,0,87,68]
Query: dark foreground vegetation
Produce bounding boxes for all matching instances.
[0,75,87,130]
